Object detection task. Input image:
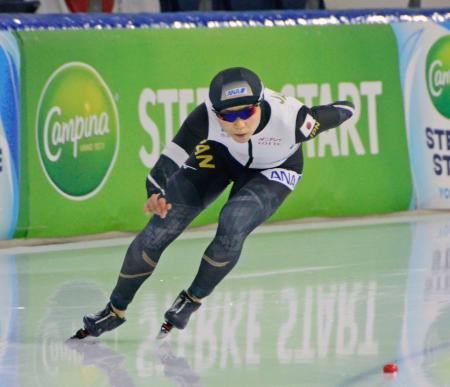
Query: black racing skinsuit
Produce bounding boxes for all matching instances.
[110,99,354,310]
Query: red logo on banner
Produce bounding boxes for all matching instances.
[65,0,115,12]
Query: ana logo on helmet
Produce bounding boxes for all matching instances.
[426,36,450,119]
[36,62,119,200]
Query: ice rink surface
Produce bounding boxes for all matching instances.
[1,212,450,387]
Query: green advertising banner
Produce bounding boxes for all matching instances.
[16,25,412,238]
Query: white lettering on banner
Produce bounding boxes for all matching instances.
[44,105,110,161]
[157,89,178,146]
[429,60,450,97]
[179,89,194,125]
[196,88,209,106]
[138,88,160,168]
[361,82,382,155]
[339,83,364,156]
[139,82,382,168]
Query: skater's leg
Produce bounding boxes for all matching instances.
[109,142,231,313]
[188,174,291,298]
[76,180,203,339]
[77,161,229,339]
[77,141,228,339]
[110,199,201,311]
[161,174,292,334]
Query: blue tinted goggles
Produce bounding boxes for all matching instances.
[215,105,258,123]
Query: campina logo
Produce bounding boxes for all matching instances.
[36,62,119,200]
[426,35,450,119]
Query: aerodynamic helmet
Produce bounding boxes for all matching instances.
[209,67,264,112]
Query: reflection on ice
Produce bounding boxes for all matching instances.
[64,335,202,387]
[1,214,450,386]
[65,339,135,387]
[399,220,450,387]
[155,341,201,387]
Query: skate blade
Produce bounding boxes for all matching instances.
[156,322,173,340]
[69,328,90,340]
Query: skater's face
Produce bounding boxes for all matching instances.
[216,104,261,143]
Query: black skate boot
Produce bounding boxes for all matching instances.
[157,290,201,339]
[71,302,126,339]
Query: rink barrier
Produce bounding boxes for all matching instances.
[0,9,448,30]
[0,9,448,239]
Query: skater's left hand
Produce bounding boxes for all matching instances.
[144,193,172,219]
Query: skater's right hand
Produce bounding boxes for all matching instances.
[144,194,172,219]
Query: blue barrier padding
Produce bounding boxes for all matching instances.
[0,8,448,31]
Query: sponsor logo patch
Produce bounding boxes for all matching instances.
[225,87,247,97]
[257,137,282,146]
[261,168,301,190]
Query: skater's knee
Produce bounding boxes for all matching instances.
[202,254,232,268]
[120,238,159,278]
[218,196,263,237]
[188,254,239,299]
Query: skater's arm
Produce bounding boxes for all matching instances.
[145,155,180,198]
[144,104,208,218]
[171,103,208,154]
[295,101,354,142]
[145,103,209,198]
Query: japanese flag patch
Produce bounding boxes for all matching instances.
[299,114,317,138]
